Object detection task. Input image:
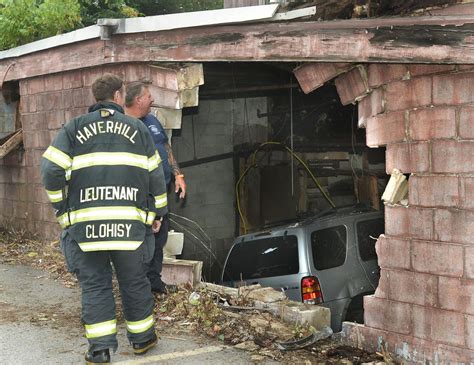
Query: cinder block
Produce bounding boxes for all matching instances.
[407,207,434,241]
[466,247,474,280]
[374,269,388,298]
[459,106,474,140]
[27,76,45,95]
[408,107,456,141]
[467,315,474,350]
[384,205,409,238]
[386,142,430,174]
[82,66,104,86]
[261,299,331,330]
[460,177,474,210]
[412,305,465,347]
[335,65,370,105]
[364,295,412,335]
[376,235,411,270]
[438,276,474,315]
[412,240,463,277]
[44,73,63,92]
[46,110,65,130]
[409,175,459,208]
[62,70,83,89]
[385,77,432,111]
[366,110,406,147]
[432,140,474,173]
[433,72,474,105]
[358,88,384,127]
[386,269,438,307]
[341,321,474,363]
[434,208,474,245]
[161,258,202,288]
[294,62,353,94]
[368,64,409,88]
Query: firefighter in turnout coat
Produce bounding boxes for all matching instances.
[40,74,168,364]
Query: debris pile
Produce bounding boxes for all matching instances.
[155,283,384,363]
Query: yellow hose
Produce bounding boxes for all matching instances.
[236,142,336,234]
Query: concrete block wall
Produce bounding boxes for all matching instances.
[340,64,474,362]
[0,63,151,241]
[170,97,268,280]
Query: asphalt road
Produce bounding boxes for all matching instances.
[0,263,262,364]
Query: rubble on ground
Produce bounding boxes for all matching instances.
[0,227,385,363]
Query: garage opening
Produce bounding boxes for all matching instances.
[167,62,388,330]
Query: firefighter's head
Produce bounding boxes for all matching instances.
[125,81,154,118]
[92,73,125,106]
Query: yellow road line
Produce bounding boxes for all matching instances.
[114,345,225,364]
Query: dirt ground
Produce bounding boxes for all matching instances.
[0,226,391,364]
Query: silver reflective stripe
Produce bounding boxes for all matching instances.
[79,241,142,252]
[154,193,167,209]
[85,319,117,339]
[72,152,149,171]
[46,189,63,203]
[69,206,147,224]
[43,146,72,170]
[126,315,154,334]
[56,207,154,228]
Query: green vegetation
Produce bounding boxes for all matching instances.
[0,0,224,50]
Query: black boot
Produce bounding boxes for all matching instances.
[132,332,157,355]
[84,348,110,364]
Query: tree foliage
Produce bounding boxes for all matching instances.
[0,0,224,50]
[0,0,81,50]
[128,0,223,16]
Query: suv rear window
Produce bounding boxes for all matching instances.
[311,226,347,270]
[222,235,299,281]
[357,218,384,261]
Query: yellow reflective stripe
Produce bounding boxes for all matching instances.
[43,146,72,170]
[46,189,63,203]
[146,211,156,225]
[79,241,142,252]
[85,319,117,339]
[148,152,161,172]
[154,193,167,209]
[126,315,154,334]
[57,213,69,228]
[72,152,148,171]
[65,168,71,181]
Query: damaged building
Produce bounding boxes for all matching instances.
[0,0,473,362]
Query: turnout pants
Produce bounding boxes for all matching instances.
[61,229,156,352]
[147,216,169,291]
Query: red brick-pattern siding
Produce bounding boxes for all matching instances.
[0,63,151,240]
[351,65,474,363]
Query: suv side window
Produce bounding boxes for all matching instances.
[222,235,299,281]
[311,225,347,270]
[357,218,384,261]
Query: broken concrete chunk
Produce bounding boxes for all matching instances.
[381,168,408,205]
[240,287,287,303]
[150,63,204,91]
[151,107,182,129]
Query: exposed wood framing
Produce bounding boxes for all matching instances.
[0,129,22,159]
[1,15,474,83]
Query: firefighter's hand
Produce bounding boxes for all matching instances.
[175,175,186,199]
[152,219,162,233]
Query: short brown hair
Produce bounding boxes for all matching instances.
[92,73,123,102]
[125,81,147,107]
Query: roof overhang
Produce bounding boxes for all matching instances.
[1,12,474,85]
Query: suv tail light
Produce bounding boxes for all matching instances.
[301,276,323,304]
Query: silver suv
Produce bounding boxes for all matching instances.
[221,206,383,331]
